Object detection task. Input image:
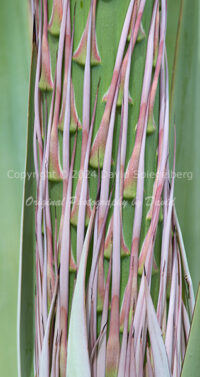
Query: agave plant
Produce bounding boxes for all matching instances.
[16,1,200,377]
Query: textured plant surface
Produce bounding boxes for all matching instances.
[17,1,199,377]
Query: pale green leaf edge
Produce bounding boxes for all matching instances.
[17,39,36,377]
[181,285,200,377]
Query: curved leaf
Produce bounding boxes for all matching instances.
[181,286,200,377]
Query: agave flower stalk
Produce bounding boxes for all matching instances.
[89,0,143,168]
[18,1,196,377]
[73,0,101,65]
[49,0,70,181]
[39,0,54,91]
[58,12,76,265]
[33,1,43,181]
[103,25,135,260]
[105,122,122,377]
[59,133,77,377]
[138,52,169,273]
[120,88,148,332]
[146,51,166,220]
[76,83,99,265]
[123,0,159,199]
[103,104,130,261]
[48,0,63,36]
[147,0,167,134]
[103,0,146,108]
[58,5,81,133]
[96,258,112,377]
[153,2,160,67]
[70,0,93,231]
[96,77,120,310]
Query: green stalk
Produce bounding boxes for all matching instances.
[17,1,198,377]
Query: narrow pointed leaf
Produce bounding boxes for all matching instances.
[145,278,172,377]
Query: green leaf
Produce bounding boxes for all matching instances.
[167,0,200,293]
[0,1,31,377]
[181,285,200,377]
[13,1,200,376]
[145,277,171,377]
[17,42,36,377]
[67,205,96,377]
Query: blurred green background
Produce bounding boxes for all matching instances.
[0,0,199,376]
[0,0,31,375]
